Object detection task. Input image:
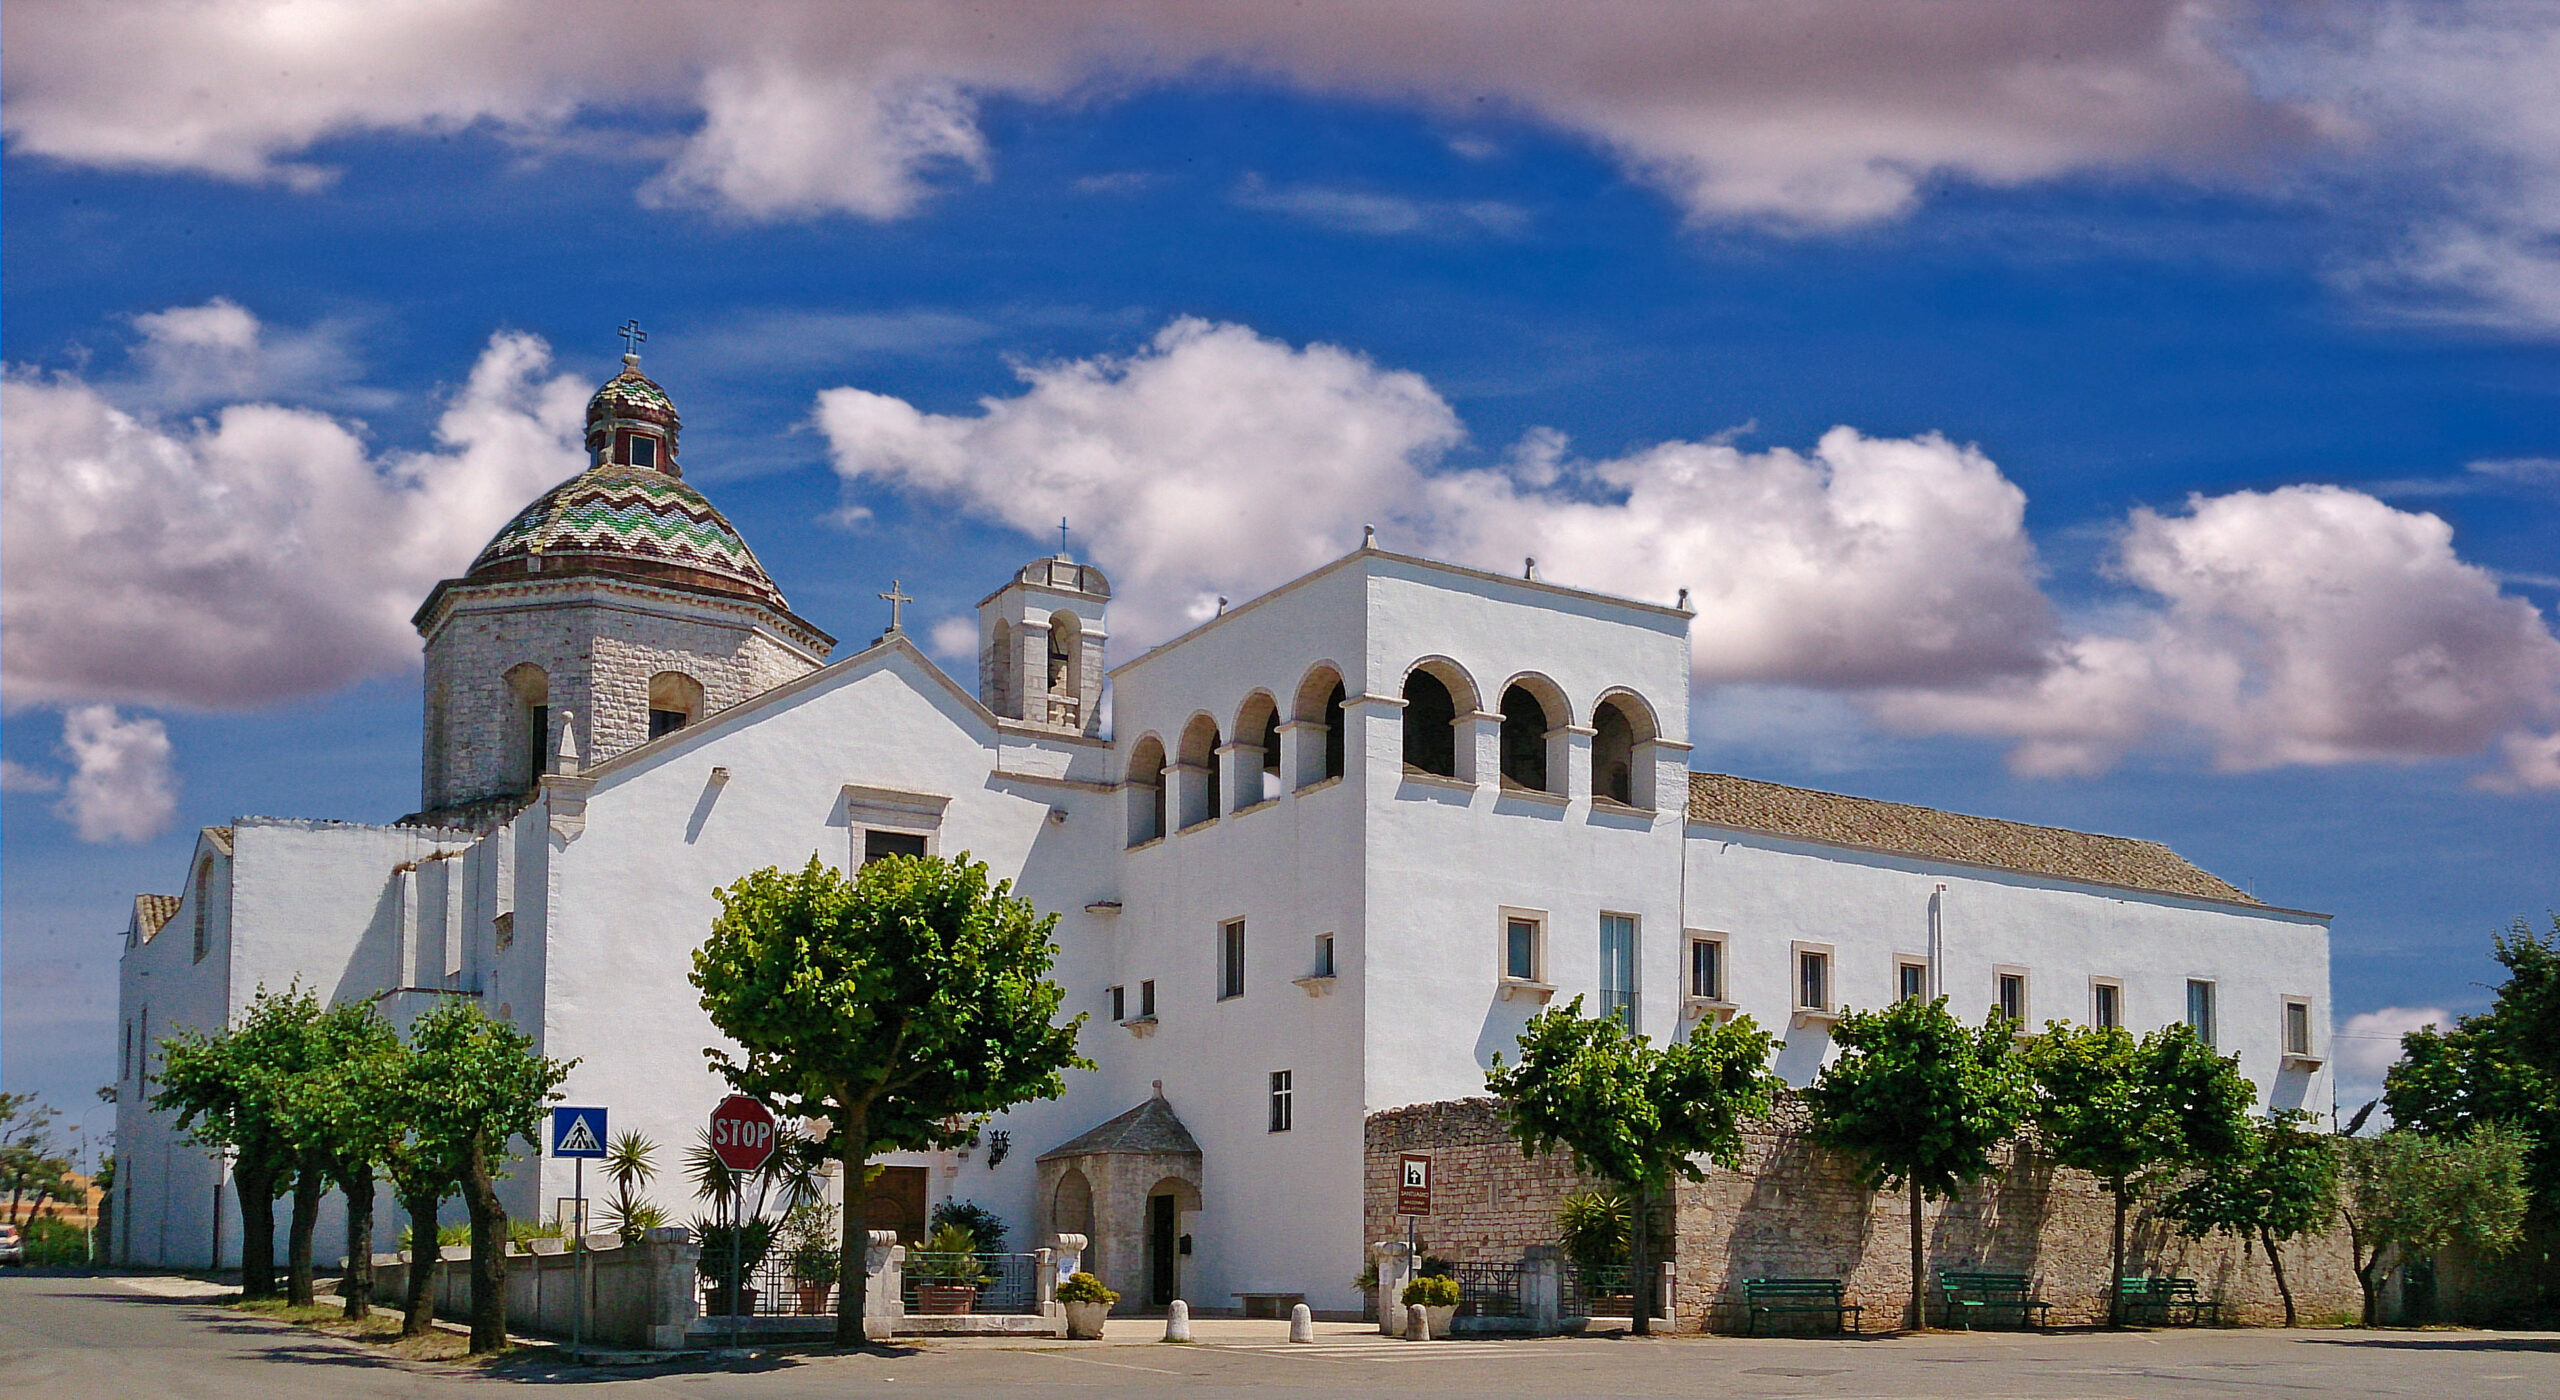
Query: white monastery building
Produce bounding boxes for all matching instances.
[114,355,2333,1313]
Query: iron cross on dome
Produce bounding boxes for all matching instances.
[617,319,647,356]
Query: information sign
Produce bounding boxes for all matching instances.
[1397,1152,1432,1215]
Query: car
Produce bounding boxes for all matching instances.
[0,1224,23,1265]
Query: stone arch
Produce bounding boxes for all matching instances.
[1401,657,1477,778]
[1232,691,1280,808]
[648,670,704,739]
[505,663,550,786]
[1126,735,1168,846]
[1047,610,1084,727]
[1291,663,1348,785]
[1591,688,1661,808]
[1177,713,1221,828]
[1497,673,1570,793]
[1053,1167,1095,1239]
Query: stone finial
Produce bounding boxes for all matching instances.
[1151,1079,1164,1098]
[1362,524,1377,549]
[550,710,582,775]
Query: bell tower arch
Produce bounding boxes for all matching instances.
[977,554,1110,736]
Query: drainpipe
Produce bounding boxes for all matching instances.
[1928,884,1947,1000]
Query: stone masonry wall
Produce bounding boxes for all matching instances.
[1365,1096,2362,1332]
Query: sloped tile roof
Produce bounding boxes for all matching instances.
[464,464,789,610]
[1687,771,2254,904]
[133,893,181,940]
[1038,1094,1201,1160]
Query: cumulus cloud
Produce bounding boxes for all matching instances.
[0,757,62,793]
[2333,1004,2448,1114]
[1875,486,2560,781]
[927,616,980,664]
[55,705,176,842]
[818,318,2560,782]
[2,304,590,710]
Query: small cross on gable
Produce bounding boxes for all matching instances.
[879,580,913,633]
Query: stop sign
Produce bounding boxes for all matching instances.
[707,1094,777,1172]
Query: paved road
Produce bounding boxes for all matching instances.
[4,1272,2557,1398]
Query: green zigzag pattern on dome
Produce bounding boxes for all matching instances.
[591,372,675,418]
[471,466,779,598]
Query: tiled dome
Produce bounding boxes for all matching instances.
[585,357,681,465]
[462,462,790,611]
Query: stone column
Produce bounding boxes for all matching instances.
[1457,711,1501,790]
[1165,762,1213,832]
[1013,619,1051,728]
[1277,719,1326,791]
[1556,724,1596,802]
[1035,1247,1059,1316]
[863,1229,905,1341]
[1218,739,1263,811]
[1373,1241,1415,1336]
[1073,625,1108,737]
[1343,693,1406,797]
[1522,1245,1563,1334]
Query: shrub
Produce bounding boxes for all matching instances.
[1401,1274,1461,1308]
[395,1221,473,1251]
[22,1216,91,1265]
[929,1199,1008,1255]
[781,1202,841,1284]
[1057,1271,1119,1305]
[1556,1189,1630,1273]
[690,1216,775,1286]
[909,1222,988,1286]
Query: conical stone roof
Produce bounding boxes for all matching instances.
[1038,1094,1202,1160]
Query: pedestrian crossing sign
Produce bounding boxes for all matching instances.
[550,1106,607,1158]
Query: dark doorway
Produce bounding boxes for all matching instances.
[1148,1194,1178,1305]
[862,1165,930,1244]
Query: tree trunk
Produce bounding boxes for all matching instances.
[461,1142,509,1355]
[836,1143,870,1347]
[286,1166,322,1307]
[1909,1185,1928,1332]
[2260,1226,2296,1327]
[1628,1179,1653,1336]
[236,1163,278,1299]
[340,1165,375,1321]
[2108,1182,2128,1327]
[401,1192,441,1338]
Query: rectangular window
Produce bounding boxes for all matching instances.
[2186,979,2217,1047]
[1140,979,1156,1019]
[1687,935,1724,1001]
[2091,980,2121,1031]
[121,1020,132,1083]
[648,708,687,739]
[2285,999,2313,1057]
[1996,971,2028,1024]
[1314,934,1336,980]
[528,704,550,784]
[1599,914,1638,1023]
[1897,960,1929,1003]
[1219,920,1247,1000]
[137,1007,149,1098]
[864,829,928,864]
[1269,1071,1294,1133]
[1110,985,1126,1023]
[1797,949,1830,1012]
[1504,913,1544,982]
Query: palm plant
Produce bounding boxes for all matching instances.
[592,1130,667,1244]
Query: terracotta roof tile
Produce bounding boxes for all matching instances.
[133,893,182,940]
[1687,771,2254,905]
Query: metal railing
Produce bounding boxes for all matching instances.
[900,1252,1041,1315]
[1560,1262,1634,1319]
[1452,1261,1526,1319]
[698,1253,844,1317]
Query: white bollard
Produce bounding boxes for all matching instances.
[1289,1302,1315,1344]
[1405,1302,1430,1342]
[1164,1298,1192,1342]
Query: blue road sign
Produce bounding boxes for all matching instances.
[550,1106,607,1158]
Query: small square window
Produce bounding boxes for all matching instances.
[2091,979,2122,1030]
[1269,1070,1294,1133]
[1896,960,1929,1003]
[2186,979,2218,1047]
[1314,934,1336,979]
[1110,985,1126,1023]
[1503,913,1544,982]
[1140,979,1156,1019]
[2284,998,2314,1057]
[1797,948,1831,1012]
[1995,968,2028,1024]
[1219,920,1247,1000]
[864,829,928,864]
[622,432,657,469]
[648,708,688,739]
[1687,935,1724,1001]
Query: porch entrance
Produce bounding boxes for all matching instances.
[1148,1193,1178,1305]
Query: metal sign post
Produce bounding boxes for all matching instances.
[706,1096,777,1355]
[549,1107,608,1358]
[1397,1152,1431,1298]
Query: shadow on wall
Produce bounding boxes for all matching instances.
[1927,1139,2053,1274]
[1711,1113,1875,1325]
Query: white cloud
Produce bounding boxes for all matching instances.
[1875,486,2560,778]
[1,305,590,710]
[2482,730,2560,793]
[2333,1004,2448,1115]
[56,705,175,842]
[122,298,382,412]
[0,757,62,793]
[1231,174,1529,238]
[928,616,979,663]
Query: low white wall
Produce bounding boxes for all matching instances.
[371,1227,699,1350]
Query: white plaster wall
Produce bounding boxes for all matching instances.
[1682,831,2333,1111]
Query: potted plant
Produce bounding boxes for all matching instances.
[691,1215,774,1318]
[781,1203,841,1315]
[1057,1270,1118,1338]
[1403,1273,1461,1338]
[910,1222,987,1314]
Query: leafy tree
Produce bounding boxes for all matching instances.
[1804,997,2031,1330]
[2388,917,2560,1202]
[1485,997,1782,1335]
[2025,1021,2253,1324]
[402,1001,573,1353]
[2337,1126,2531,1325]
[693,853,1090,1346]
[381,1052,459,1339]
[1,1093,73,1232]
[288,1003,406,1320]
[2161,1110,2337,1325]
[152,985,325,1300]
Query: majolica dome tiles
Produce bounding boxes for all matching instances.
[464,463,790,612]
[584,364,681,459]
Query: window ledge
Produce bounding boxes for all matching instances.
[1792,1007,1841,1027]
[1292,974,1338,997]
[1177,816,1219,835]
[1120,1016,1159,1039]
[1590,796,1656,818]
[1083,900,1122,916]
[1295,775,1345,796]
[2281,1053,2325,1070]
[1400,768,1476,792]
[1125,836,1164,853]
[1495,783,1569,805]
[1232,797,1278,818]
[1682,997,1737,1020]
[1499,978,1557,1004]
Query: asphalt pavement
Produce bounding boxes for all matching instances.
[3,1271,2555,1398]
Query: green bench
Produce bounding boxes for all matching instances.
[1742,1277,1862,1335]
[1937,1270,2051,1330]
[2120,1276,2220,1326]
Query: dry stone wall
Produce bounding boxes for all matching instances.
[1365,1096,2362,1331]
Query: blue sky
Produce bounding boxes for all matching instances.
[4,3,2556,1133]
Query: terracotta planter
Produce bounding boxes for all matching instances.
[795,1282,832,1314]
[1424,1303,1458,1338]
[1063,1299,1111,1338]
[704,1284,759,1317]
[916,1284,978,1315]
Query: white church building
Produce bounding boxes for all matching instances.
[113,355,2333,1313]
